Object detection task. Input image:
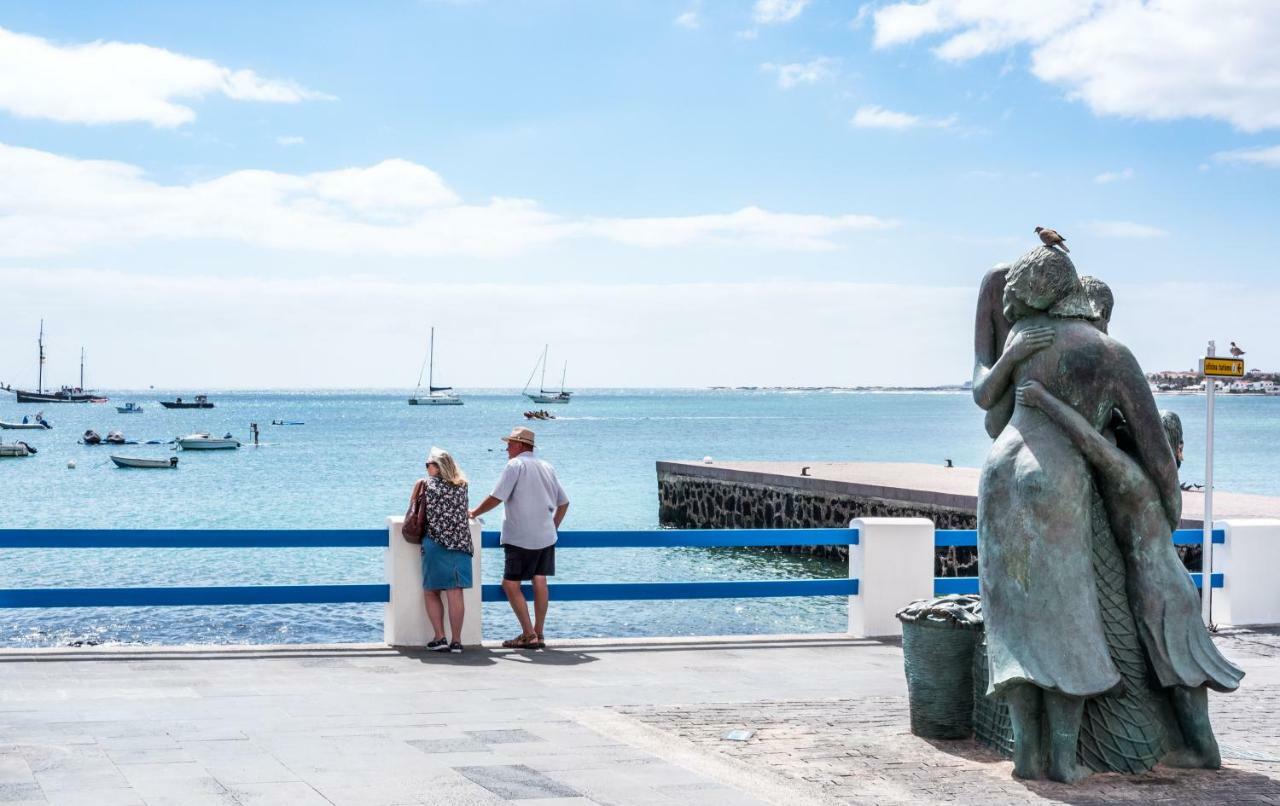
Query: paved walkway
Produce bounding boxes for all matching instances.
[0,631,1277,805]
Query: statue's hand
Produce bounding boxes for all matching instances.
[1016,380,1046,409]
[1006,326,1054,361]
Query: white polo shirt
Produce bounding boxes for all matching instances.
[491,450,569,549]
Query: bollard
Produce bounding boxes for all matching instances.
[1214,519,1280,627]
[385,516,483,647]
[848,517,936,638]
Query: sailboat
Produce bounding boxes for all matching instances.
[523,345,572,404]
[4,322,106,404]
[408,327,463,406]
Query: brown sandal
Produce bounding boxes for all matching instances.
[533,634,546,649]
[502,633,538,649]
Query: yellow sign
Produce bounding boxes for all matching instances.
[1202,357,1245,378]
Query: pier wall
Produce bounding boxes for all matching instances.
[656,461,978,575]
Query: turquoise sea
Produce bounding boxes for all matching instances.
[2,389,1276,646]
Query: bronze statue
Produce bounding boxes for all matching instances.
[974,246,1185,782]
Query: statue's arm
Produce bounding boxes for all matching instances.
[1112,345,1182,528]
[973,328,1055,410]
[971,269,1004,408]
[1017,382,1141,494]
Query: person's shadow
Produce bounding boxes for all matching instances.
[395,646,598,668]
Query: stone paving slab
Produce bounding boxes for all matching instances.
[0,631,1275,804]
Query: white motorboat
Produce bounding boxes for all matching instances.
[408,327,463,406]
[111,455,178,469]
[0,420,50,430]
[116,402,144,414]
[523,345,572,404]
[0,441,35,457]
[176,432,241,450]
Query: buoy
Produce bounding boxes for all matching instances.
[703,456,714,464]
[67,459,76,469]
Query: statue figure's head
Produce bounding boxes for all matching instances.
[1160,410,1184,468]
[1080,275,1114,333]
[1003,246,1088,322]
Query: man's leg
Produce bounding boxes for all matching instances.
[502,578,536,637]
[532,575,549,637]
[1005,683,1044,780]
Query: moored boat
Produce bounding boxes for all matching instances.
[408,327,463,406]
[160,395,214,409]
[6,323,106,403]
[523,345,572,404]
[116,402,144,414]
[0,419,51,430]
[176,432,240,450]
[111,455,178,469]
[0,441,35,457]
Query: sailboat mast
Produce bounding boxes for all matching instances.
[539,345,548,392]
[37,320,44,395]
[559,361,567,394]
[428,327,435,391]
[80,347,85,390]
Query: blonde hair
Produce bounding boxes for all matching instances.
[427,447,467,486]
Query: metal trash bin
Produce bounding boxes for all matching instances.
[895,594,981,740]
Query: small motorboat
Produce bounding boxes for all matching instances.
[160,395,214,409]
[271,420,305,425]
[176,432,241,450]
[0,419,51,430]
[523,410,556,421]
[111,455,178,469]
[81,429,102,445]
[0,441,35,457]
[116,402,144,414]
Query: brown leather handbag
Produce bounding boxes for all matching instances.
[402,480,428,544]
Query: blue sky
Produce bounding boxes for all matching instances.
[1,1,1277,388]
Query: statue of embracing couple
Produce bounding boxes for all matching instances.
[972,246,1243,783]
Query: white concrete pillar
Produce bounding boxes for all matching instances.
[848,517,937,638]
[385,516,483,647]
[1213,518,1280,627]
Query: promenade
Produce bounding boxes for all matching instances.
[2,630,1278,805]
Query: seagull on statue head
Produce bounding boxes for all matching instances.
[1035,226,1069,253]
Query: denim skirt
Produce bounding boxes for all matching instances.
[422,539,473,590]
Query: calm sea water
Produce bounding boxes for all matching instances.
[2,389,1275,646]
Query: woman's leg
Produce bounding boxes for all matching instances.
[1043,691,1090,783]
[1006,683,1045,780]
[423,590,445,641]
[446,588,465,644]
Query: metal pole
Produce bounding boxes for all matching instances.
[1202,340,1215,626]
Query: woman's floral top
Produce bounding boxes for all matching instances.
[423,477,472,554]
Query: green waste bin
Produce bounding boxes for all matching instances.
[896,594,981,740]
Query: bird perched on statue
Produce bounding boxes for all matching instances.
[1230,342,1246,357]
[1035,226,1069,252]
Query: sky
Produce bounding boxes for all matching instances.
[0,0,1277,390]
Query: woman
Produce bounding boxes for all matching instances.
[411,447,473,653]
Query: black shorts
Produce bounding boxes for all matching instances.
[503,545,555,581]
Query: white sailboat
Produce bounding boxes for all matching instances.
[409,327,463,406]
[523,345,572,404]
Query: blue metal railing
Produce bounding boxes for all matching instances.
[0,526,1224,609]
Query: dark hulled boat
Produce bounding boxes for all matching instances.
[159,395,215,409]
[5,322,106,403]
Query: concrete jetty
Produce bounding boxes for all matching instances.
[658,460,1280,530]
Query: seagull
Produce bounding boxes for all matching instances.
[1035,226,1069,252]
[1230,342,1246,357]
[800,466,811,477]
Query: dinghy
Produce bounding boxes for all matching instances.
[176,432,240,450]
[0,420,50,430]
[111,455,178,469]
[0,441,34,457]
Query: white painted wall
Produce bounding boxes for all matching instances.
[384,516,483,647]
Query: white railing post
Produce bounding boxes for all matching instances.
[848,517,937,638]
[1213,518,1280,627]
[385,517,483,646]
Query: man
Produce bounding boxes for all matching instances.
[469,426,569,649]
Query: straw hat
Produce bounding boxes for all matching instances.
[502,426,536,447]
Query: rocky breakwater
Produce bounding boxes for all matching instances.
[657,460,979,576]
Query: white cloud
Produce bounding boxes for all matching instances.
[753,0,810,25]
[674,11,700,29]
[1213,144,1280,168]
[760,58,838,89]
[871,1,1280,132]
[0,142,894,259]
[851,105,955,130]
[1088,220,1169,239]
[275,135,306,146]
[1093,168,1134,184]
[0,25,332,127]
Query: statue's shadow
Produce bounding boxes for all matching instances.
[923,738,1280,804]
